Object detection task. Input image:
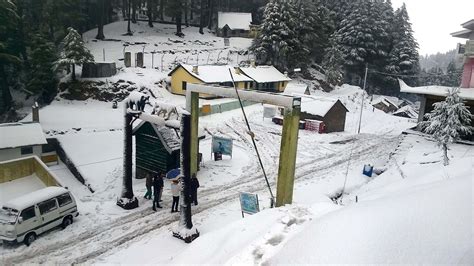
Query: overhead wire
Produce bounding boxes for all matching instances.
[228,69,275,208]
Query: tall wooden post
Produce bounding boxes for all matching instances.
[190,91,199,178]
[276,106,300,207]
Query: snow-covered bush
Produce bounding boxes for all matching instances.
[420,88,473,165]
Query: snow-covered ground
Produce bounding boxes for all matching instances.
[1,21,472,265]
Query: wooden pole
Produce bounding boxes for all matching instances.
[190,91,199,178]
[276,106,300,207]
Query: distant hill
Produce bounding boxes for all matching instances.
[419,49,456,71]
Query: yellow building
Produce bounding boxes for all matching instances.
[168,64,253,98]
[168,64,291,97]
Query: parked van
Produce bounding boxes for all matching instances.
[0,186,79,246]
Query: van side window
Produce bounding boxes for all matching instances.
[20,206,36,221]
[38,199,57,214]
[57,193,72,207]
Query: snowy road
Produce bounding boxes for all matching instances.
[1,126,399,264]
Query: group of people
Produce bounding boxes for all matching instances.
[144,171,200,213]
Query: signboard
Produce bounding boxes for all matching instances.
[263,105,277,119]
[212,136,233,157]
[239,192,259,216]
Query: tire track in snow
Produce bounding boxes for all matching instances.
[2,133,397,265]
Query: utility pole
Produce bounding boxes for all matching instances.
[357,64,368,134]
[126,0,133,35]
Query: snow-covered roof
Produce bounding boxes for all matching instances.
[217,12,252,30]
[0,122,47,150]
[3,186,68,211]
[371,96,399,108]
[284,83,309,95]
[239,66,292,83]
[171,64,253,83]
[299,95,348,117]
[399,79,474,100]
[393,105,418,119]
[451,19,474,38]
[133,121,180,153]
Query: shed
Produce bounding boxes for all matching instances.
[298,96,348,133]
[216,12,252,38]
[133,121,181,179]
[0,122,49,162]
[392,105,418,119]
[371,96,399,113]
[284,83,310,95]
[399,79,474,140]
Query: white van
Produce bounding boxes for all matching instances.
[0,186,79,246]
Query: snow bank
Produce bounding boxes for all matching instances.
[269,173,472,264]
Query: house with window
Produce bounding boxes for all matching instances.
[216,12,253,38]
[167,64,254,98]
[239,65,291,92]
[452,19,474,88]
[0,122,49,162]
[167,63,291,97]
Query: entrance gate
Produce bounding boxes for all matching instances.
[185,83,301,207]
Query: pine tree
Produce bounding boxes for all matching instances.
[57,27,94,81]
[445,61,462,87]
[27,34,58,103]
[252,0,300,71]
[334,0,376,81]
[420,88,473,165]
[0,0,21,114]
[386,3,419,87]
[322,34,344,86]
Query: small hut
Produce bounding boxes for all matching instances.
[133,121,181,179]
[299,96,349,133]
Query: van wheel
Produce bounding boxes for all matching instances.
[24,233,36,246]
[62,216,73,229]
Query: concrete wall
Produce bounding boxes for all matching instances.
[0,145,42,162]
[0,156,62,186]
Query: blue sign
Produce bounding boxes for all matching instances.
[239,192,260,216]
[212,136,233,157]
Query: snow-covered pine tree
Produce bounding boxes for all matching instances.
[385,3,419,87]
[57,27,94,81]
[293,0,332,64]
[421,88,473,165]
[322,34,343,86]
[252,0,299,71]
[334,0,376,83]
[27,34,58,103]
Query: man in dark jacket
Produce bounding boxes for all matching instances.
[190,174,199,205]
[152,173,164,211]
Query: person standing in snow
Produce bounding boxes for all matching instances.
[152,173,163,211]
[158,172,165,203]
[171,179,181,213]
[144,173,152,200]
[190,174,199,205]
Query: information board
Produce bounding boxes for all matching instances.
[212,136,233,157]
[239,192,260,216]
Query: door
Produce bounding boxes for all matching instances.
[17,206,41,237]
[37,198,60,233]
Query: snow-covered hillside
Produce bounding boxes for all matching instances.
[1,21,471,265]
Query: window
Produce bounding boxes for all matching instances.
[182,81,187,91]
[57,193,72,207]
[20,206,36,221]
[21,146,33,155]
[38,199,57,215]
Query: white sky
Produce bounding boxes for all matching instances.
[391,0,473,56]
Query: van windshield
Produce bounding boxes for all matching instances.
[0,207,19,224]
